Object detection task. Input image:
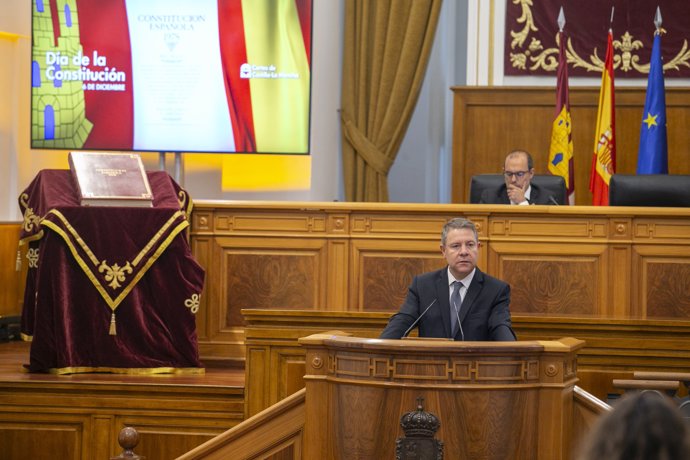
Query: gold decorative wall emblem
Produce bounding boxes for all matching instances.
[508,0,690,74]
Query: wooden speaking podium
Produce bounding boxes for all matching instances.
[299,333,584,460]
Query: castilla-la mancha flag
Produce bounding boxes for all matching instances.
[548,28,574,205]
[589,30,616,206]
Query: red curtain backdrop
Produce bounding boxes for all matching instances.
[505,0,690,78]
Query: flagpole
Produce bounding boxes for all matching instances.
[636,6,668,174]
[548,6,575,204]
[589,7,616,205]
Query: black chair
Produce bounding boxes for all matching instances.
[609,174,690,207]
[468,174,567,204]
[0,314,21,341]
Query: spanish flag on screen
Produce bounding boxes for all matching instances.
[589,30,616,206]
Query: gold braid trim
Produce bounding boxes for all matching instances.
[49,366,205,375]
[19,231,45,246]
[45,209,100,265]
[41,212,190,312]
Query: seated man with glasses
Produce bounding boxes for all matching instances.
[479,150,551,205]
[379,217,516,341]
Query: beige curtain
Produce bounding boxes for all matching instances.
[341,0,443,202]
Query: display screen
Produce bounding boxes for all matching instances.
[31,0,312,154]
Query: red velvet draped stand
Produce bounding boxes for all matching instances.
[18,170,204,374]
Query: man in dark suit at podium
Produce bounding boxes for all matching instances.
[379,217,516,341]
[479,150,551,205]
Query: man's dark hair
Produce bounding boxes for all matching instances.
[441,218,478,246]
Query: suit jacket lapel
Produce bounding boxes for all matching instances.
[530,185,539,204]
[459,269,483,323]
[436,269,452,337]
[498,185,510,204]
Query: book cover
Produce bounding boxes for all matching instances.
[68,152,153,207]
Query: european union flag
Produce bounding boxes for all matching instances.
[637,31,668,174]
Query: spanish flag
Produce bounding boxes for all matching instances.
[589,30,616,206]
[548,28,574,205]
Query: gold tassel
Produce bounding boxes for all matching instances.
[15,249,21,271]
[109,312,117,336]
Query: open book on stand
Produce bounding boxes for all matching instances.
[68,152,153,207]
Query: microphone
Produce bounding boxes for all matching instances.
[548,195,560,205]
[452,301,465,341]
[402,299,438,338]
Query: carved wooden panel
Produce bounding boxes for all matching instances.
[502,258,598,316]
[0,417,85,460]
[352,239,446,311]
[222,238,328,327]
[644,261,690,319]
[632,245,690,319]
[489,218,608,239]
[214,213,327,234]
[350,214,452,236]
[335,355,541,383]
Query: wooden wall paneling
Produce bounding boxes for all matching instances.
[608,245,632,318]
[116,416,227,460]
[326,213,350,310]
[243,310,390,417]
[350,238,447,312]
[206,235,328,362]
[348,211,460,311]
[0,223,24,316]
[193,203,690,363]
[221,235,328,313]
[514,316,690,400]
[451,87,690,204]
[91,415,113,459]
[326,239,349,309]
[489,241,606,317]
[0,412,91,460]
[273,347,309,408]
[632,245,690,319]
[607,218,632,318]
[245,346,270,419]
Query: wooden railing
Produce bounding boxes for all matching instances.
[175,389,306,460]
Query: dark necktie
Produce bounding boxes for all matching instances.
[450,281,464,337]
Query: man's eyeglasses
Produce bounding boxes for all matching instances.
[503,171,529,179]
